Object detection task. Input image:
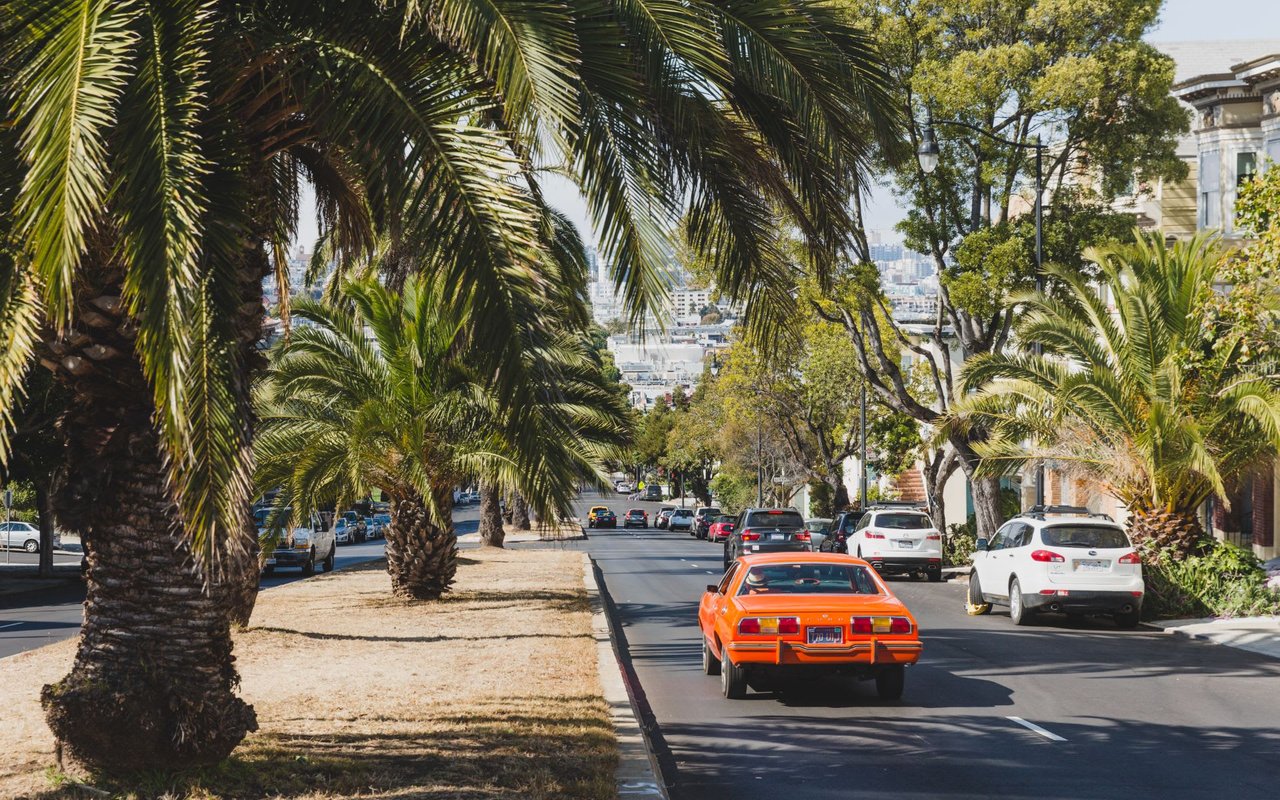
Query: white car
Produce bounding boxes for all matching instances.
[847,506,942,581]
[967,507,1144,628]
[1,521,46,553]
[616,481,635,493]
[333,517,355,545]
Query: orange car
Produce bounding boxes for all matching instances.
[698,552,922,700]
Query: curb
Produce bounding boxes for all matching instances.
[582,554,669,799]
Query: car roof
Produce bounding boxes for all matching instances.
[626,508,646,512]
[1020,515,1122,527]
[737,552,866,566]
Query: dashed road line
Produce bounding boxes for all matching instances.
[1007,716,1067,742]
[0,622,23,630]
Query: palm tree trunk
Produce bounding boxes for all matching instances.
[384,490,458,599]
[41,270,257,773]
[478,482,506,547]
[36,482,55,579]
[1128,507,1208,559]
[511,493,532,531]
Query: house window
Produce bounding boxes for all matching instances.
[1237,152,1258,188]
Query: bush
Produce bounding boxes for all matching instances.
[1142,540,1280,619]
[944,517,977,567]
[808,481,834,518]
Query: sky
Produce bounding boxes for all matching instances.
[294,0,1278,253]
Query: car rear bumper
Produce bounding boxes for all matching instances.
[863,556,942,574]
[1022,590,1143,614]
[727,638,922,667]
[623,521,647,527]
[740,542,812,556]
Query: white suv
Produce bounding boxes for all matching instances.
[848,506,942,581]
[967,507,1144,627]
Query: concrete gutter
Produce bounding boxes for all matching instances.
[582,554,669,799]
[1146,616,1280,660]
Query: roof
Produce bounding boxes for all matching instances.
[1153,40,1280,84]
[738,552,862,566]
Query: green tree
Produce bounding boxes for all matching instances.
[1216,163,1280,363]
[956,232,1280,557]
[817,0,1187,537]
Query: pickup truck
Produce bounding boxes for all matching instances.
[258,507,336,576]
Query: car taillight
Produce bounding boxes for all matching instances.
[926,533,941,540]
[1030,549,1065,563]
[795,531,810,542]
[738,617,798,635]
[851,616,913,634]
[777,617,799,634]
[864,530,885,539]
[1118,552,1141,565]
[741,529,760,541]
[739,618,761,634]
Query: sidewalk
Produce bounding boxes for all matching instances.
[1149,616,1280,660]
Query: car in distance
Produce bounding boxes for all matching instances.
[698,552,922,700]
[1,521,47,553]
[805,518,834,552]
[723,508,810,569]
[333,517,355,545]
[707,515,736,543]
[369,513,391,539]
[616,481,635,493]
[669,508,696,533]
[846,505,942,581]
[258,508,336,576]
[693,506,722,539]
[655,507,675,529]
[968,505,1144,627]
[340,510,367,543]
[624,509,649,528]
[587,507,617,529]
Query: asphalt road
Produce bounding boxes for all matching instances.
[573,492,1280,800]
[0,509,483,660]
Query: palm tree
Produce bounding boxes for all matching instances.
[956,232,1280,556]
[256,274,630,597]
[0,0,895,772]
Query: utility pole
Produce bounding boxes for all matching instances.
[756,417,763,507]
[3,488,10,566]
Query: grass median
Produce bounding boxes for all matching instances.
[0,548,616,799]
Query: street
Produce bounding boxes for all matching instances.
[571,493,1280,800]
[0,509,483,660]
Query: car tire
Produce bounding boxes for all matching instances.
[876,666,905,701]
[966,572,992,615]
[1009,578,1034,626]
[301,549,316,577]
[322,544,335,573]
[702,637,721,676]
[928,569,943,583]
[1114,608,1141,629]
[721,654,747,699]
[23,539,39,553]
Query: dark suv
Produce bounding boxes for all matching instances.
[722,508,810,569]
[693,506,722,539]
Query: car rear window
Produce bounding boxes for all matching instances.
[736,563,881,595]
[715,515,735,523]
[745,510,805,529]
[806,518,833,534]
[874,513,931,530]
[1040,525,1130,549]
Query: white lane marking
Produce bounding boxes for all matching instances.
[706,571,715,574]
[1007,716,1067,742]
[0,622,22,630]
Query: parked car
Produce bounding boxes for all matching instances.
[640,485,663,501]
[341,510,367,543]
[257,508,335,576]
[670,508,696,533]
[616,481,635,493]
[587,506,617,529]
[333,517,355,545]
[707,515,736,543]
[804,518,834,552]
[372,513,391,537]
[693,506,722,539]
[845,505,942,581]
[624,509,649,528]
[723,508,809,569]
[655,507,676,529]
[698,552,922,699]
[819,510,862,553]
[1,521,45,553]
[968,505,1144,627]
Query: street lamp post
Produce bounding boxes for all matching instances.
[916,113,1046,506]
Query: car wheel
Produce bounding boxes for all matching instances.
[1114,608,1141,629]
[721,654,747,699]
[875,666,905,701]
[966,572,992,615]
[702,637,721,676]
[301,549,316,577]
[23,539,39,553]
[928,569,943,583]
[323,544,335,572]
[1009,578,1034,626]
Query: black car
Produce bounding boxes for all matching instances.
[593,509,617,528]
[623,509,649,528]
[693,506,722,539]
[723,508,811,569]
[821,510,862,553]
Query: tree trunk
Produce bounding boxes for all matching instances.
[384,490,458,599]
[969,474,1005,539]
[223,526,260,628]
[40,267,256,774]
[510,493,531,531]
[1128,507,1208,559]
[831,469,850,512]
[478,482,505,547]
[36,481,55,579]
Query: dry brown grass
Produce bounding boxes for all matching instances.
[0,549,615,800]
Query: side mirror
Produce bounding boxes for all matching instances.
[706,584,720,594]
[975,538,989,552]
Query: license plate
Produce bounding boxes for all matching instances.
[895,540,914,549]
[807,626,843,644]
[1075,559,1109,572]
[770,533,784,541]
